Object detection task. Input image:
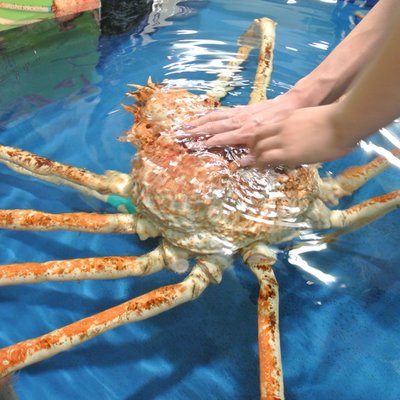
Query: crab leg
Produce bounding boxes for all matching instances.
[248,18,276,104]
[0,243,183,286]
[0,209,137,233]
[0,208,159,240]
[0,144,133,209]
[0,256,228,378]
[0,242,188,285]
[206,18,276,103]
[320,148,400,204]
[0,255,161,286]
[318,190,400,242]
[243,243,284,400]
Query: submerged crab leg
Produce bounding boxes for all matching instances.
[319,190,400,241]
[243,244,284,400]
[0,208,159,241]
[321,148,400,204]
[206,17,276,103]
[248,18,276,104]
[0,256,228,378]
[0,209,137,233]
[0,144,133,210]
[0,242,187,285]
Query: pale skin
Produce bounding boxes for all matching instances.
[187,0,400,167]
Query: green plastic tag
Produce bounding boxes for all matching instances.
[107,195,136,214]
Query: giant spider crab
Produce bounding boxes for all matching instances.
[0,17,399,400]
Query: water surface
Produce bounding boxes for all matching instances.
[0,1,399,399]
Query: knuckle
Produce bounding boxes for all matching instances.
[242,130,255,145]
[203,122,215,132]
[209,112,221,121]
[230,116,244,128]
[246,125,260,139]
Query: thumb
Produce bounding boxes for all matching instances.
[249,122,280,149]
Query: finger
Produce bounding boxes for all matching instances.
[239,155,256,167]
[188,107,236,127]
[250,134,281,159]
[255,148,300,169]
[255,149,287,168]
[189,116,244,136]
[174,129,211,139]
[249,123,280,148]
[204,129,247,147]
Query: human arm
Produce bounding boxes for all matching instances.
[248,7,400,167]
[187,0,397,143]
[286,0,397,106]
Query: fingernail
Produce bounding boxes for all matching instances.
[240,155,255,167]
[174,130,191,138]
[193,131,212,139]
[204,138,219,147]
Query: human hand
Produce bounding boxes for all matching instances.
[245,104,357,168]
[186,92,306,147]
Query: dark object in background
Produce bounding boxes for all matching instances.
[0,376,18,400]
[101,0,153,35]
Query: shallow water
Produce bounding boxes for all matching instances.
[0,0,399,399]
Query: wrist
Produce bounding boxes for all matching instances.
[274,84,314,111]
[284,77,329,108]
[329,103,361,149]
[286,71,349,108]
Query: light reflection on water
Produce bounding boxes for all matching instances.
[0,0,399,399]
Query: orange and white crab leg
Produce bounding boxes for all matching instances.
[248,18,276,104]
[327,190,400,234]
[320,148,400,204]
[243,243,284,400]
[0,255,230,378]
[0,209,159,239]
[0,209,137,233]
[0,242,188,285]
[0,144,133,202]
[206,18,276,103]
[310,190,399,241]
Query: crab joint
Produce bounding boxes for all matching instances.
[168,259,190,274]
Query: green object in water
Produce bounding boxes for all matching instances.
[0,1,53,31]
[107,195,136,214]
[0,12,101,127]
